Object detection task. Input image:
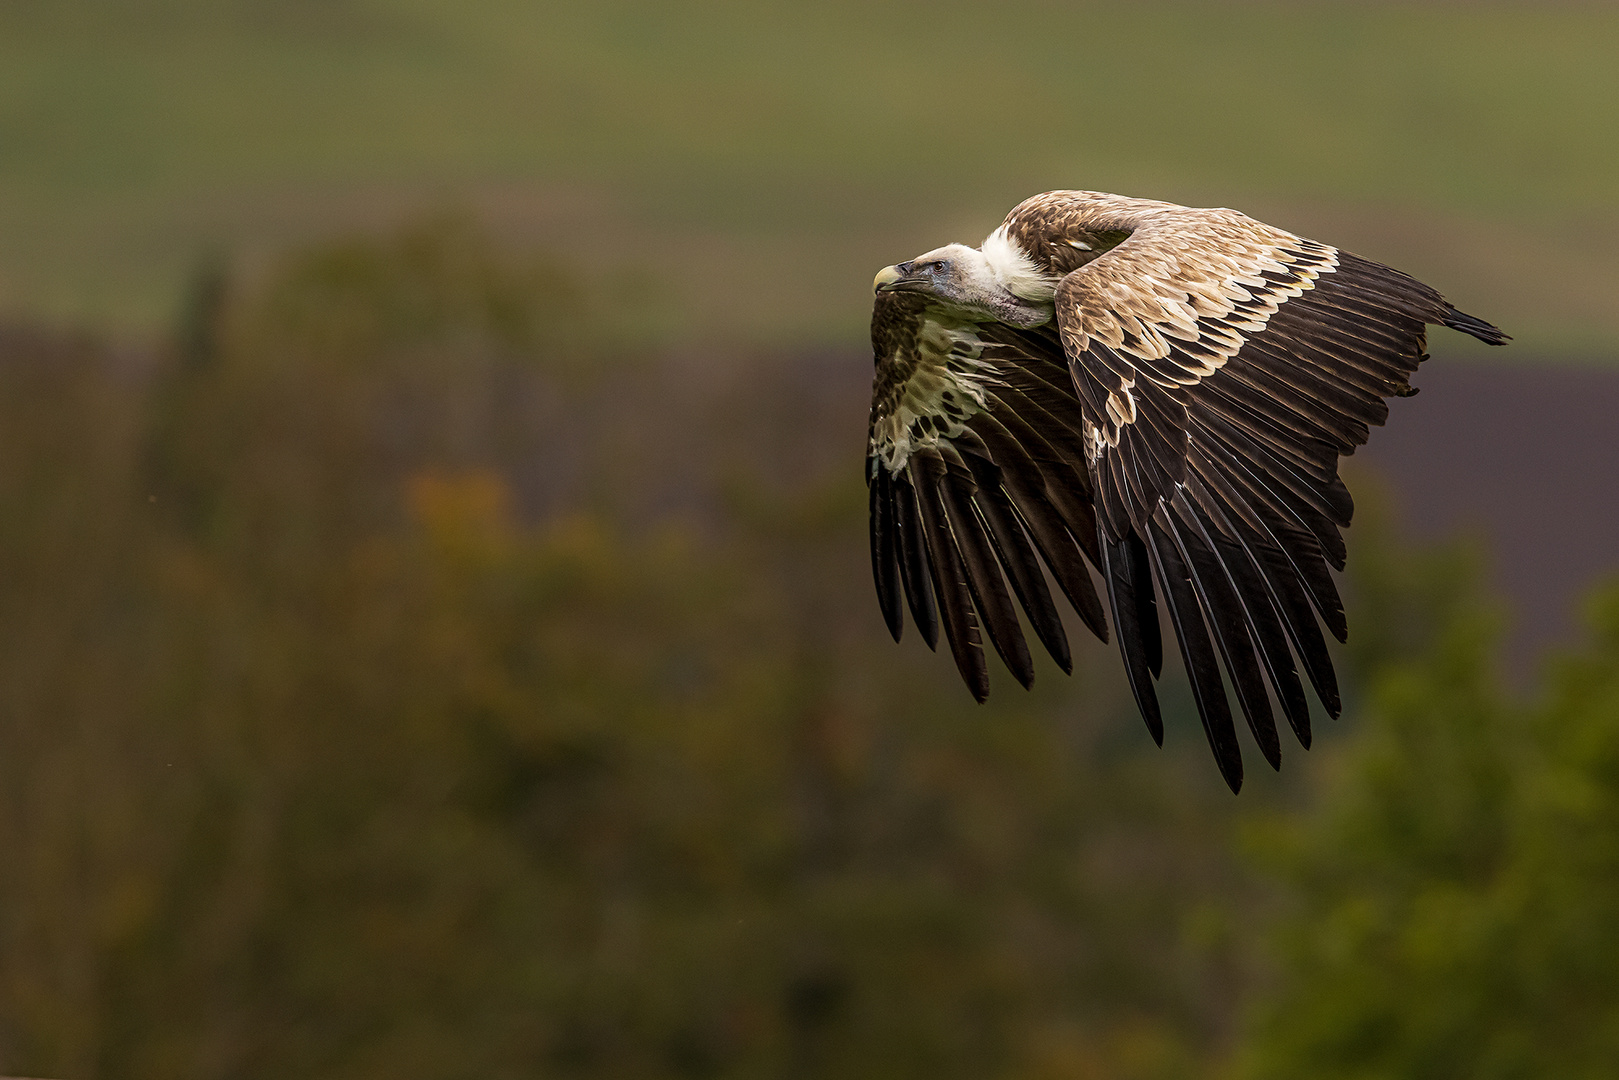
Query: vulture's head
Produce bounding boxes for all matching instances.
[873,242,1053,328]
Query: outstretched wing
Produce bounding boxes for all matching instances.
[1053,203,1507,792]
[867,292,1118,701]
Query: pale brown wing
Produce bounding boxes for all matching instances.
[1054,205,1507,792]
[867,292,1114,701]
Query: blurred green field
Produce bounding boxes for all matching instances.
[1,0,1616,349]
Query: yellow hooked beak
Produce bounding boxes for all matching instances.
[872,265,904,294]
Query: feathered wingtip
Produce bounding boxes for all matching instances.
[1443,307,1509,346]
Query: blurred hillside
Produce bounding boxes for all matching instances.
[4,3,1619,1077]
[1,0,1616,350]
[0,204,1606,1080]
[1360,361,1619,671]
[3,215,1619,1080]
[0,220,1265,1079]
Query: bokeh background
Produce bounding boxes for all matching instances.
[2,2,1618,1077]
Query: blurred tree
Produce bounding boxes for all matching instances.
[1240,554,1619,1079]
[1,219,1260,1080]
[0,324,157,1079]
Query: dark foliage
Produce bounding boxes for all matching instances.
[0,222,1251,1080]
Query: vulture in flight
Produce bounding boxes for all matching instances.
[866,190,1506,792]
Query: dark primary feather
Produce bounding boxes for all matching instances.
[1102,533,1163,746]
[1145,512,1244,791]
[891,473,939,650]
[869,468,904,643]
[1165,491,1281,775]
[866,191,1506,790]
[968,412,1109,643]
[935,444,1036,688]
[908,449,989,702]
[959,447,1072,674]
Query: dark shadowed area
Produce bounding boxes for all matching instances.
[1361,361,1619,669]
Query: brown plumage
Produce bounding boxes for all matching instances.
[867,190,1507,793]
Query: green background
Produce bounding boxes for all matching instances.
[3,0,1615,348]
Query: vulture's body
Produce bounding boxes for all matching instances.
[866,190,1506,792]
